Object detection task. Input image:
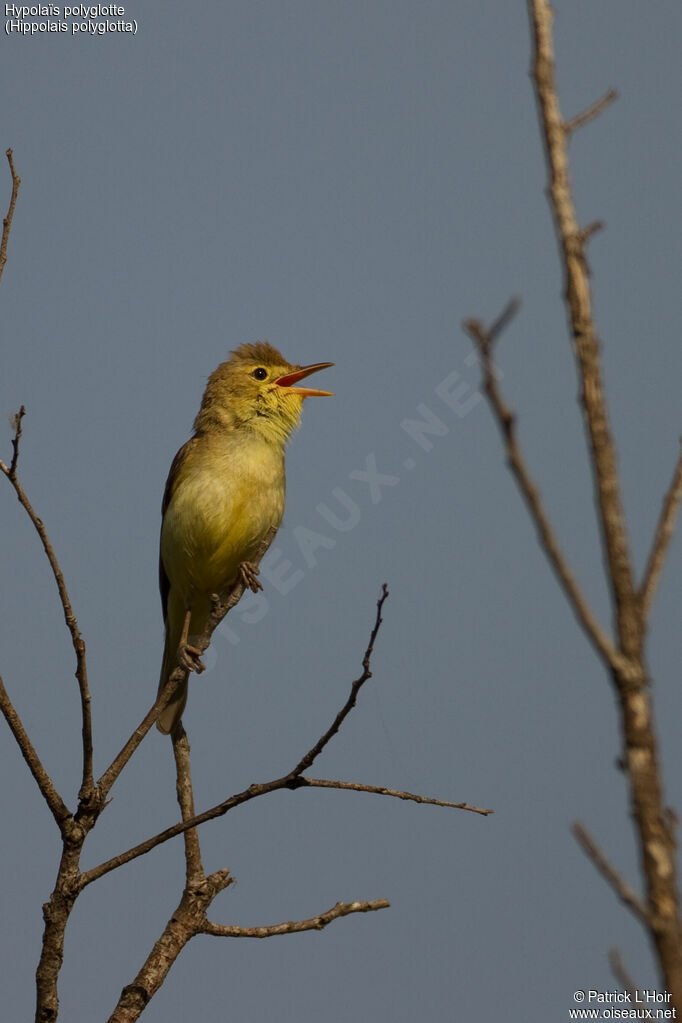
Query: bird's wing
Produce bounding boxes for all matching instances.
[159,436,199,623]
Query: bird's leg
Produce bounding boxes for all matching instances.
[177,608,206,674]
[238,561,264,594]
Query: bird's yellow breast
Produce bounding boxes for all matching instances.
[161,432,285,601]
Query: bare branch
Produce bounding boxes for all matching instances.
[529,0,639,654]
[0,148,21,286]
[300,778,493,816]
[81,586,392,886]
[529,1,682,997]
[639,440,682,618]
[0,673,71,828]
[8,405,25,477]
[488,296,522,345]
[82,585,489,887]
[172,727,205,887]
[79,768,489,890]
[102,588,393,1019]
[202,899,390,939]
[572,822,651,926]
[464,310,617,668]
[564,88,618,136]
[579,220,605,247]
[0,423,94,800]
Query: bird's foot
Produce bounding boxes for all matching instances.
[238,561,263,594]
[178,642,205,674]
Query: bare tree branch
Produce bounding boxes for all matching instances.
[572,822,651,927]
[8,405,25,477]
[201,899,390,938]
[0,673,71,828]
[82,585,488,889]
[528,0,682,1002]
[80,766,489,890]
[103,590,399,1019]
[172,726,205,887]
[0,148,20,286]
[463,309,617,668]
[300,778,493,816]
[0,414,94,802]
[564,88,618,136]
[80,585,392,886]
[529,0,639,653]
[639,440,682,618]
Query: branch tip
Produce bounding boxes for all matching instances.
[564,87,618,136]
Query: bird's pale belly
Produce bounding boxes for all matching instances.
[161,446,285,600]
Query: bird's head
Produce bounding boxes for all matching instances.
[194,342,334,444]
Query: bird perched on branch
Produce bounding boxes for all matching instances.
[156,342,333,735]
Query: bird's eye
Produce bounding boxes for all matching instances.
[252,367,268,380]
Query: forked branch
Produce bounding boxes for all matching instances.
[463,306,617,668]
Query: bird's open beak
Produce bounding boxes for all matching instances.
[273,362,334,397]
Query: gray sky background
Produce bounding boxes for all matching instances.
[2,3,681,1021]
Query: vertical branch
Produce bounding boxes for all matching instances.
[0,148,21,286]
[529,0,638,654]
[35,831,85,1023]
[527,0,682,1004]
[171,727,205,887]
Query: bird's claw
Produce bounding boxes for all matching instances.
[178,642,205,674]
[238,561,263,594]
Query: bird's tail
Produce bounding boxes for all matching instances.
[156,628,189,735]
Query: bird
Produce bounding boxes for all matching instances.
[156,342,333,734]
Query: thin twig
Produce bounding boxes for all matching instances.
[564,88,618,136]
[0,148,21,286]
[463,310,617,668]
[639,440,682,618]
[8,405,25,478]
[0,673,71,828]
[0,417,94,800]
[572,822,651,926]
[301,778,493,816]
[579,220,605,247]
[201,899,390,938]
[79,767,488,890]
